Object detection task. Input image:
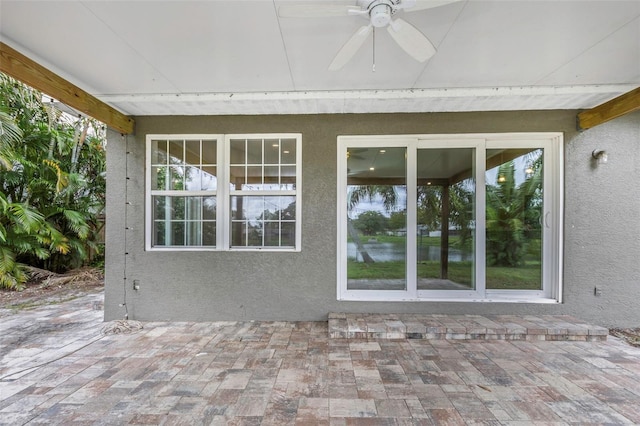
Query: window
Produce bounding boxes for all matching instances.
[228,136,298,248]
[337,133,562,302]
[146,134,301,251]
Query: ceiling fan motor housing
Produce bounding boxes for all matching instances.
[366,0,396,27]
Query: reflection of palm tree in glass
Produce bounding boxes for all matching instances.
[486,152,542,267]
[417,180,474,281]
[347,185,397,264]
[417,182,474,244]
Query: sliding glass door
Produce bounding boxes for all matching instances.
[345,144,408,293]
[485,147,544,291]
[337,134,562,302]
[416,145,478,297]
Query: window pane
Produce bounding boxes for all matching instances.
[281,222,295,247]
[244,196,265,222]
[167,166,184,190]
[185,140,201,165]
[230,196,296,248]
[153,140,217,192]
[202,222,216,246]
[281,166,296,190]
[152,196,216,248]
[264,166,279,188]
[230,166,245,190]
[151,140,167,165]
[279,196,296,220]
[169,196,186,220]
[245,166,262,190]
[202,140,217,164]
[265,139,280,164]
[247,139,262,164]
[151,166,167,190]
[203,197,216,220]
[417,148,475,291]
[201,166,217,191]
[153,196,179,221]
[231,221,247,246]
[346,147,407,291]
[486,148,543,290]
[281,139,296,164]
[153,220,166,246]
[185,166,201,191]
[186,221,202,246]
[230,139,245,164]
[171,222,185,246]
[169,140,184,164]
[264,222,280,246]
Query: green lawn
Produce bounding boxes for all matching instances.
[347,260,541,290]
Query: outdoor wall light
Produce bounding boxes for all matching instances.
[592,149,608,165]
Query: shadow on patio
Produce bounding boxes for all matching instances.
[2,291,640,425]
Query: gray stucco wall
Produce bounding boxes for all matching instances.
[104,111,640,327]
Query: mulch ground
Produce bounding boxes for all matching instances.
[0,267,104,313]
[610,328,640,347]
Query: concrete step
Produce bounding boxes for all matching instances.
[328,313,608,341]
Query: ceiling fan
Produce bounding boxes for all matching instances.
[278,0,461,70]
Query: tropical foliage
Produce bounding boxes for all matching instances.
[0,74,106,289]
[486,153,543,267]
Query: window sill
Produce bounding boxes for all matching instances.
[338,294,560,304]
[146,246,301,252]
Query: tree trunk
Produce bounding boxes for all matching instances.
[347,218,375,264]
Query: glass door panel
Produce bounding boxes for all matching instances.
[485,148,543,290]
[346,147,407,291]
[416,148,476,291]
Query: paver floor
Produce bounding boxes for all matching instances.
[2,291,640,425]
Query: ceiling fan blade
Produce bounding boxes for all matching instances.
[402,0,462,12]
[278,4,361,18]
[328,25,373,71]
[387,18,436,62]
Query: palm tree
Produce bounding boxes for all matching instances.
[0,73,106,288]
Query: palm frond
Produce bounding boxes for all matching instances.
[43,159,69,193]
[62,209,90,239]
[0,246,26,290]
[0,109,22,148]
[7,203,45,231]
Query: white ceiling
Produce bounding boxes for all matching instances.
[1,0,639,116]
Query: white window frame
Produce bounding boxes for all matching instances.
[337,132,563,303]
[225,134,302,251]
[146,133,302,252]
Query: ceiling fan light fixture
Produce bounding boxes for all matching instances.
[370,3,392,27]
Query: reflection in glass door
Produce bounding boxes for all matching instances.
[346,147,407,291]
[338,134,561,302]
[485,148,543,290]
[417,148,476,291]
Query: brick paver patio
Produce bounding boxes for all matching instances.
[2,291,640,425]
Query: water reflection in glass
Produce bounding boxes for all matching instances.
[346,147,406,291]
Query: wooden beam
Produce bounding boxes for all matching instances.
[0,42,134,134]
[577,86,640,131]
